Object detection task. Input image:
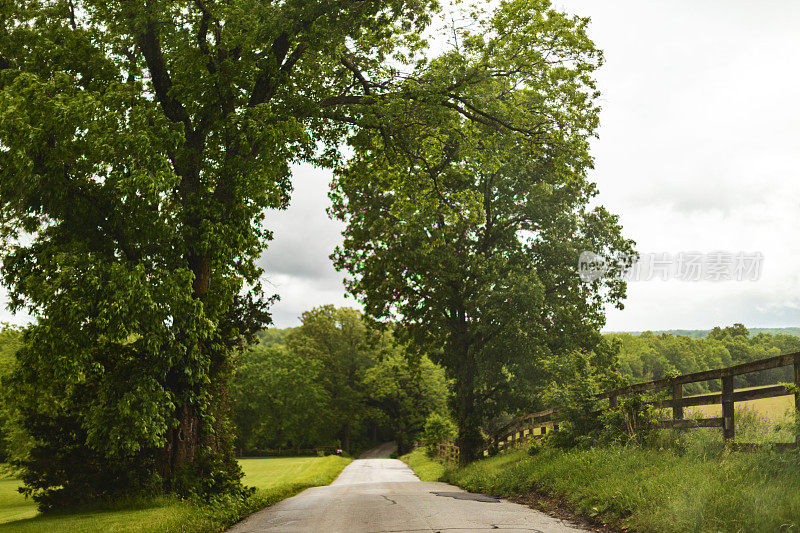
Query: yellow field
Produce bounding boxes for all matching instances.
[685,388,795,420]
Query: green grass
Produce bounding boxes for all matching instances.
[0,479,38,525]
[238,455,352,509]
[0,455,351,532]
[402,446,800,532]
[399,448,448,481]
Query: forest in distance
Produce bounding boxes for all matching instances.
[3,317,794,461]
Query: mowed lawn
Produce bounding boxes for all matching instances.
[240,456,348,490]
[0,455,351,532]
[0,479,38,525]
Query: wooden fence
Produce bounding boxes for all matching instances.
[487,351,800,453]
[436,442,461,463]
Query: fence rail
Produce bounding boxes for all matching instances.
[485,351,800,454]
[436,442,460,463]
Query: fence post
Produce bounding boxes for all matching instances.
[794,357,800,445]
[672,382,684,421]
[722,375,735,442]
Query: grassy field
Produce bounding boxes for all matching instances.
[402,444,800,532]
[239,456,351,496]
[685,388,794,420]
[0,455,351,532]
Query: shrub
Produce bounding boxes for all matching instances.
[542,349,663,449]
[422,413,456,456]
[527,439,544,456]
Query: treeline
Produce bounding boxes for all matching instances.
[610,327,800,340]
[0,312,449,464]
[8,320,454,475]
[230,306,449,456]
[6,320,800,463]
[609,324,800,394]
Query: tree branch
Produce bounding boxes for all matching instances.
[137,20,190,126]
[248,32,307,107]
[67,0,77,29]
[318,94,378,108]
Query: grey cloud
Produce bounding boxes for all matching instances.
[258,163,345,283]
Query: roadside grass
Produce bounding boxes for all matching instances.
[400,448,448,482]
[403,439,800,532]
[0,455,351,532]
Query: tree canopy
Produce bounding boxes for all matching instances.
[330,1,635,460]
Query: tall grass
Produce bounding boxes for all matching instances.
[400,449,448,482]
[402,411,800,532]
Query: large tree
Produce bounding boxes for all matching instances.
[364,348,449,454]
[230,342,330,454]
[331,2,635,461]
[286,305,382,453]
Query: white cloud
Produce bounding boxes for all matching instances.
[564,0,800,330]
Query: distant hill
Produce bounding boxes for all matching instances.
[605,327,800,339]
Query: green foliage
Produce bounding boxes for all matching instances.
[421,413,457,456]
[539,346,663,449]
[609,324,800,394]
[231,307,449,455]
[526,439,544,456]
[231,344,330,454]
[331,0,635,461]
[285,306,384,454]
[364,350,449,454]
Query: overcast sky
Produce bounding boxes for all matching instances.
[3,0,800,332]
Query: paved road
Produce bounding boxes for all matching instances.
[228,445,585,533]
[357,441,398,459]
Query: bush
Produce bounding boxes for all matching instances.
[422,413,456,456]
[527,439,544,456]
[542,349,663,449]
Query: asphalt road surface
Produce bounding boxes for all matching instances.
[228,444,585,533]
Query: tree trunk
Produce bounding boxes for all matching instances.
[159,252,211,485]
[452,329,482,465]
[159,404,200,484]
[454,377,482,465]
[343,422,351,454]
